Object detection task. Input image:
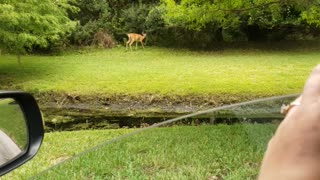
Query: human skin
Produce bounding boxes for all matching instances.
[259,65,320,180]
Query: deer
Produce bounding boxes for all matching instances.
[126,33,147,51]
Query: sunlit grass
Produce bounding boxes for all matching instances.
[0,47,317,97]
[30,124,276,179]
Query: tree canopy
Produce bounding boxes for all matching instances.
[1,0,320,52]
[160,0,320,30]
[0,0,77,57]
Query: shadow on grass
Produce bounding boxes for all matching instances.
[213,40,320,51]
[0,55,59,91]
[154,40,320,52]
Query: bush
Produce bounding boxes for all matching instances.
[71,21,98,46]
[120,4,151,33]
[92,31,116,48]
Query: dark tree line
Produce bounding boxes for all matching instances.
[70,0,320,49]
[1,0,320,54]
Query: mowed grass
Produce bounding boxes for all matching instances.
[29,124,276,179]
[0,47,318,96]
[0,48,315,179]
[2,129,134,179]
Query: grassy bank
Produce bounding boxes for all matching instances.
[0,47,317,98]
[4,124,276,179]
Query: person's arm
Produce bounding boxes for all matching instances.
[259,64,320,180]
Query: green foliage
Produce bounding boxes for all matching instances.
[69,0,111,45]
[301,6,320,27]
[0,0,77,55]
[145,5,166,31]
[159,0,320,42]
[70,0,153,46]
[120,4,151,33]
[67,0,320,48]
[1,0,319,51]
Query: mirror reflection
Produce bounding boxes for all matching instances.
[0,98,28,167]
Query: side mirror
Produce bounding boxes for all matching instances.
[0,91,44,176]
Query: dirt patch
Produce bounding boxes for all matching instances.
[35,92,268,114]
[32,92,274,131]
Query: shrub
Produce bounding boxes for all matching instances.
[92,31,116,48]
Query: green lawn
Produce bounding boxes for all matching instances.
[0,47,316,179]
[0,47,317,97]
[2,128,134,179]
[26,124,275,180]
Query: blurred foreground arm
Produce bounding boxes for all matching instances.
[259,65,320,180]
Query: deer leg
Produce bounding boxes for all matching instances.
[129,41,134,51]
[136,41,138,50]
[126,39,131,50]
[141,41,144,49]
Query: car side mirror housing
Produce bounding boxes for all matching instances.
[0,91,44,176]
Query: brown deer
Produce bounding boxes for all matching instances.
[126,33,147,50]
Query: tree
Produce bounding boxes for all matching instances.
[69,0,153,45]
[0,0,77,64]
[159,0,320,41]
